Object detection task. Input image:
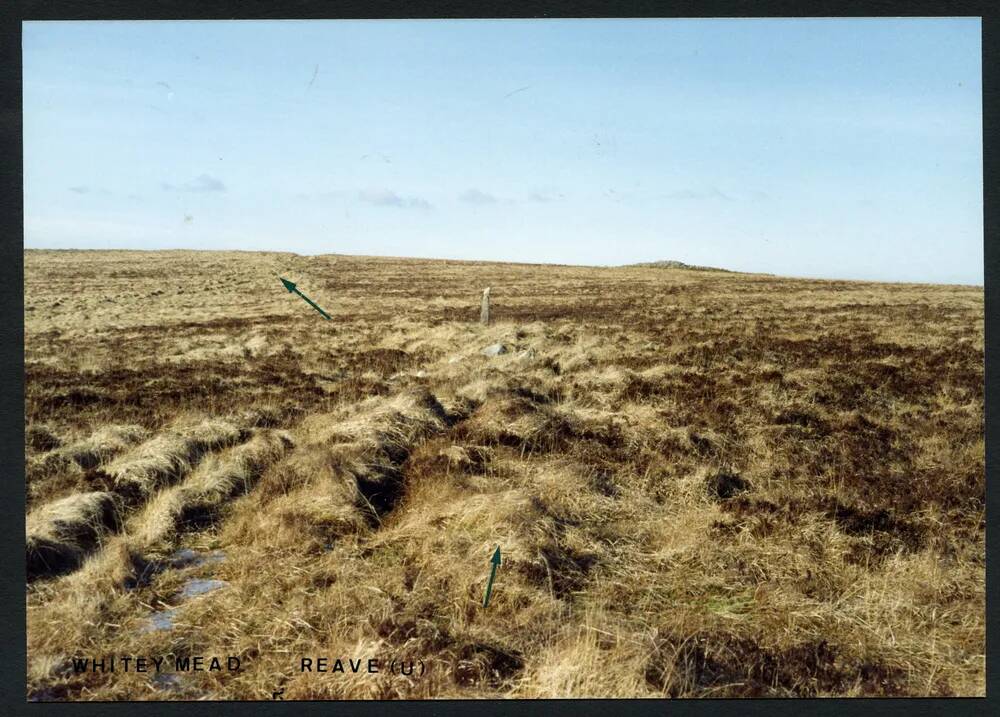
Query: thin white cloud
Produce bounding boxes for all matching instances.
[68,185,112,196]
[664,186,734,201]
[358,188,430,209]
[527,190,565,203]
[162,174,227,193]
[459,188,497,205]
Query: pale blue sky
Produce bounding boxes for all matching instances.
[23,19,983,283]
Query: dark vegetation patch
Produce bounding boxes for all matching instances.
[820,499,927,563]
[498,380,566,406]
[121,550,164,590]
[538,544,598,598]
[433,300,636,325]
[807,414,913,505]
[41,387,104,410]
[510,385,557,405]
[400,440,460,485]
[119,313,289,336]
[26,349,410,427]
[26,424,62,452]
[510,499,600,599]
[715,494,929,564]
[375,615,450,652]
[772,409,830,436]
[712,496,783,539]
[706,472,751,501]
[452,642,524,688]
[26,496,123,581]
[350,348,417,375]
[354,466,406,522]
[512,544,599,600]
[645,632,907,697]
[175,502,221,531]
[25,537,87,582]
[619,375,670,401]
[687,432,716,458]
[542,357,562,375]
[372,601,524,689]
[242,405,294,428]
[27,361,324,426]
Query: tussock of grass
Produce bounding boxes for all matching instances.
[26,423,62,452]
[27,424,151,508]
[106,419,246,501]
[230,388,449,550]
[132,429,294,551]
[58,424,151,471]
[26,491,122,580]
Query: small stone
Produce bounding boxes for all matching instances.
[482,343,508,357]
[153,673,183,691]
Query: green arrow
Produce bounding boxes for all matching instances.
[280,277,331,320]
[482,545,502,608]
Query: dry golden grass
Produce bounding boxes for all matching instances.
[27,424,149,508]
[24,249,984,699]
[26,491,122,580]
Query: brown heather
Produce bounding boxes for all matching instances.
[24,249,983,699]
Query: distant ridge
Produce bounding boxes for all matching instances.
[625,260,733,273]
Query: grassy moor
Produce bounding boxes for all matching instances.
[24,249,984,699]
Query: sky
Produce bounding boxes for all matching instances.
[22,18,983,284]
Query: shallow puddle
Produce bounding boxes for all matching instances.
[141,608,178,633]
[179,578,228,599]
[139,576,227,632]
[169,548,226,569]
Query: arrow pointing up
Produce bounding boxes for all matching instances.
[482,545,502,608]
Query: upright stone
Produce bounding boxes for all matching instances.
[480,287,491,325]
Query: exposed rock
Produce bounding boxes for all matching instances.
[482,343,508,357]
[141,608,178,633]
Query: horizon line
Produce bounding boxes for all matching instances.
[21,247,984,289]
